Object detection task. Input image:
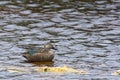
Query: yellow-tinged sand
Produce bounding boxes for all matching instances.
[5,66,87,74]
[112,70,120,75]
[34,66,87,74]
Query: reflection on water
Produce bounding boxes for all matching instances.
[0,0,120,80]
[30,61,54,67]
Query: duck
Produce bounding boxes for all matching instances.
[22,42,56,62]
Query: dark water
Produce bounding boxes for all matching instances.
[0,0,120,80]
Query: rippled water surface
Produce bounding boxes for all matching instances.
[0,0,120,80]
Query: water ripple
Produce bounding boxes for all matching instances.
[0,0,120,80]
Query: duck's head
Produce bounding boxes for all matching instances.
[44,42,56,50]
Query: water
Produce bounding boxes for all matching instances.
[0,0,120,80]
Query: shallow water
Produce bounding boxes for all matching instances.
[0,0,120,80]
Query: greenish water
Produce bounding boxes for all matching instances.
[0,0,120,80]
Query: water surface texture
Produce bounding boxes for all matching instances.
[0,0,120,80]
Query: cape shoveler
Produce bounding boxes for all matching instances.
[23,42,56,62]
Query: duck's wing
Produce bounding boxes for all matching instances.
[26,47,45,55]
[30,52,54,61]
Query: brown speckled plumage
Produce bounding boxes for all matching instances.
[23,42,55,62]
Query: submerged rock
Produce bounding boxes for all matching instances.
[34,66,88,74]
[112,70,120,75]
[5,65,88,74]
